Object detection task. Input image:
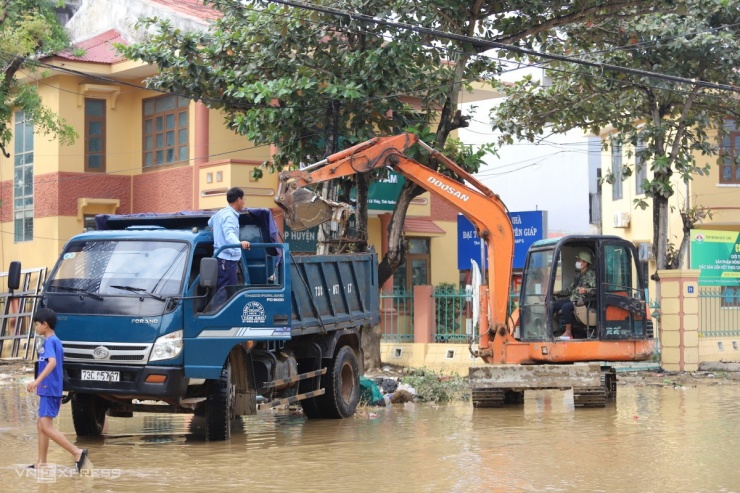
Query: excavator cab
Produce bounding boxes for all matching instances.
[518,235,652,343]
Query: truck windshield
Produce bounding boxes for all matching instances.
[44,240,189,316]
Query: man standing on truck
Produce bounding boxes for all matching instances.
[208,187,251,307]
[552,251,596,339]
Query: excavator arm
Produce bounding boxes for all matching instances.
[275,132,514,356]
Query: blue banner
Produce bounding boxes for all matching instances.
[457,211,547,270]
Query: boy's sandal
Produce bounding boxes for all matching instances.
[75,448,88,472]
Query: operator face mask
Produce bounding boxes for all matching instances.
[575,261,584,270]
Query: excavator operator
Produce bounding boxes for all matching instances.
[553,251,596,339]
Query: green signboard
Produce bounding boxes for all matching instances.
[284,216,358,253]
[690,229,740,286]
[283,225,319,253]
[349,171,405,211]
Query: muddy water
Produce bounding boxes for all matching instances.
[0,383,738,493]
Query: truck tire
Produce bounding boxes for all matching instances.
[299,390,324,419]
[71,394,108,437]
[205,360,235,441]
[320,346,360,419]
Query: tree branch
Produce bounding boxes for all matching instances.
[492,1,666,47]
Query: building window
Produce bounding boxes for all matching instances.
[719,127,740,185]
[14,111,34,242]
[143,95,189,168]
[635,140,647,195]
[392,238,431,292]
[611,143,623,200]
[85,99,106,172]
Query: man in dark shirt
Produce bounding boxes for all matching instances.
[553,251,596,339]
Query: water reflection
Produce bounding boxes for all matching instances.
[1,384,738,492]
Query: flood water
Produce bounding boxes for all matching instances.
[0,382,738,493]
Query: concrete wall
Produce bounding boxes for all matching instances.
[380,342,484,375]
[65,0,209,43]
[657,269,739,371]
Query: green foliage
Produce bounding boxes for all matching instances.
[0,0,76,156]
[120,0,669,273]
[492,0,740,269]
[121,0,465,172]
[402,367,467,403]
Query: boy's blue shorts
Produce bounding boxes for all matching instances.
[39,396,62,418]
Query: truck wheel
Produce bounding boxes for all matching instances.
[71,394,108,437]
[321,346,360,419]
[299,391,324,419]
[205,360,235,441]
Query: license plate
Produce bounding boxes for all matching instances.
[81,370,120,382]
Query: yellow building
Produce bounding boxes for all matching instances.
[600,122,740,293]
[0,5,488,295]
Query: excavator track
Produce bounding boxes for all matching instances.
[573,367,617,407]
[472,388,505,408]
[573,387,607,407]
[472,389,524,408]
[603,367,618,400]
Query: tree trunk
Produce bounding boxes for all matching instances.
[378,182,420,286]
[355,173,369,250]
[317,100,341,255]
[653,195,669,271]
[361,324,382,371]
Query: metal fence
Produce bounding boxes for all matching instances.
[699,287,740,337]
[379,290,414,342]
[381,286,517,344]
[0,267,47,359]
[433,288,472,343]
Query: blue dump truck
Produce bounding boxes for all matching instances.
[11,209,379,440]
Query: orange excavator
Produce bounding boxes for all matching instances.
[275,132,655,407]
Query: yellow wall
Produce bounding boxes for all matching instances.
[699,337,740,361]
[380,342,485,375]
[601,127,740,270]
[0,217,75,273]
[430,220,461,286]
[688,127,740,228]
[2,65,462,290]
[600,136,685,295]
[367,216,382,253]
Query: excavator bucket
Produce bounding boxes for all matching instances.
[278,188,353,232]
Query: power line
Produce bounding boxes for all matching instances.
[262,0,740,94]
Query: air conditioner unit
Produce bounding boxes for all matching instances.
[613,211,631,228]
[638,242,654,261]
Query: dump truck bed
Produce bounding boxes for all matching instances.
[288,252,379,335]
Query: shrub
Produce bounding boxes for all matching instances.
[401,367,467,403]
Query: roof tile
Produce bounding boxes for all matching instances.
[147,0,221,21]
[56,29,127,64]
[404,217,446,235]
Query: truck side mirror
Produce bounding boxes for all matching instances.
[199,258,218,289]
[7,261,21,291]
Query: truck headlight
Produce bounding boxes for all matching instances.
[150,330,183,362]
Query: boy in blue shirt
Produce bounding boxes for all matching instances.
[26,308,89,472]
